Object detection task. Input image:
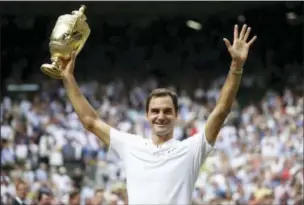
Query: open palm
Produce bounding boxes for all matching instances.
[223,24,257,66]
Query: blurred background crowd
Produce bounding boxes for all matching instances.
[1,1,303,205]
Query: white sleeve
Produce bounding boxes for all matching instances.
[186,127,214,174]
[109,128,140,160]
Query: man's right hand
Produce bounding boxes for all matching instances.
[61,51,77,78]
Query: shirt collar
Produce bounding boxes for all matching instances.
[151,138,176,149]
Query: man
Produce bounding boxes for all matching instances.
[12,180,28,205]
[69,190,81,205]
[37,188,56,205]
[94,188,105,205]
[60,24,256,204]
[86,188,106,205]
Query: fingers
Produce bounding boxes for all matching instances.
[233,25,238,42]
[235,24,257,45]
[69,51,77,64]
[70,51,77,62]
[239,24,247,40]
[243,27,251,42]
[66,51,76,69]
[230,24,257,47]
[248,36,257,46]
[223,38,232,49]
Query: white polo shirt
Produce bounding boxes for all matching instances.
[109,127,213,205]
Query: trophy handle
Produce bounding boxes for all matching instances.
[69,5,87,36]
[40,56,63,79]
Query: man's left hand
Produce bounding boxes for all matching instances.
[223,24,257,68]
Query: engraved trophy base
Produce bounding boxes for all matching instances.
[41,63,62,79]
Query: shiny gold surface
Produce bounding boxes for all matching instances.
[41,5,90,79]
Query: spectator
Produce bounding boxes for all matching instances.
[12,179,28,205]
[69,190,81,205]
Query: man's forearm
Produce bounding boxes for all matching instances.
[216,60,243,112]
[62,74,99,124]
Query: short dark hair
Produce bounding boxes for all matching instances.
[38,188,53,201]
[69,190,80,200]
[145,88,178,114]
[95,188,104,194]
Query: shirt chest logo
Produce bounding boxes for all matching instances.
[153,147,177,157]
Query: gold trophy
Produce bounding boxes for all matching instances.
[41,5,90,79]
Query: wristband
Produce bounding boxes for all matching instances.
[230,69,243,75]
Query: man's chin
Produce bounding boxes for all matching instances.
[154,130,171,138]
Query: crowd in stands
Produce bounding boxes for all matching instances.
[1,2,303,205]
[1,77,303,205]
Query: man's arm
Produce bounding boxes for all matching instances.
[205,63,242,145]
[205,24,257,145]
[61,52,111,147]
[63,75,111,146]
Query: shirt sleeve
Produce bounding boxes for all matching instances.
[186,126,214,174]
[109,128,141,160]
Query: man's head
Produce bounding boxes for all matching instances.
[69,190,81,205]
[16,180,28,200]
[145,88,178,140]
[38,189,54,205]
[94,188,105,204]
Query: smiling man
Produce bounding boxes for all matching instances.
[60,24,256,204]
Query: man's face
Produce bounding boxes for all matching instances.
[70,194,81,205]
[146,96,177,138]
[39,193,54,205]
[95,191,104,204]
[16,183,28,200]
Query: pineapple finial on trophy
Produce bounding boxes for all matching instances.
[79,5,86,13]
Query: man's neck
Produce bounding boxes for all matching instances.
[152,134,173,145]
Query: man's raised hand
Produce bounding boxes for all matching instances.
[223,24,257,68]
[61,51,77,78]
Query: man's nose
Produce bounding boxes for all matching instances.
[158,112,165,120]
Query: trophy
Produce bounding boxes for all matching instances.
[41,5,90,79]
